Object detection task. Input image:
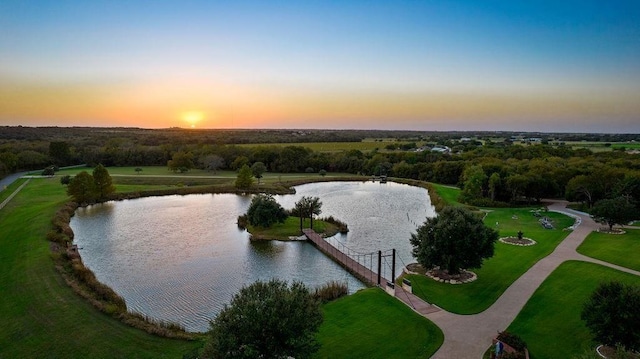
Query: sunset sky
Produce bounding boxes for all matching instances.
[1,1,639,132]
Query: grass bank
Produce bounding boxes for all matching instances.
[428,183,462,207]
[247,216,340,240]
[0,178,202,358]
[406,208,574,313]
[507,261,640,358]
[577,228,640,271]
[315,288,443,358]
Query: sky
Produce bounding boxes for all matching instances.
[1,1,639,132]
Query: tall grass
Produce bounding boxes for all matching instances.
[314,281,349,303]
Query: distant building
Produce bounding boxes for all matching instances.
[431,146,451,154]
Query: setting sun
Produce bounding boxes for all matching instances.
[182,111,204,128]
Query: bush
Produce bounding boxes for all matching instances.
[321,216,349,233]
[236,214,248,229]
[314,281,348,303]
[497,331,527,352]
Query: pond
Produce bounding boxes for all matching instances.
[71,181,435,332]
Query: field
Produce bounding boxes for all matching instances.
[507,261,640,358]
[407,207,574,313]
[315,288,443,358]
[577,228,640,271]
[562,141,640,152]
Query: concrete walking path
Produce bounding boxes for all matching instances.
[0,178,31,211]
[392,200,639,359]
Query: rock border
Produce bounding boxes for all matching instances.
[597,228,626,235]
[499,236,537,246]
[404,264,477,284]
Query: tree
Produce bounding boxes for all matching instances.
[135,167,143,175]
[590,197,637,231]
[295,196,322,230]
[581,281,640,352]
[246,194,288,228]
[319,169,327,177]
[202,279,323,359]
[460,165,486,203]
[201,154,225,173]
[488,172,501,201]
[67,171,96,203]
[60,175,71,186]
[251,162,267,184]
[231,156,249,171]
[410,206,498,275]
[92,164,115,201]
[167,151,194,173]
[49,141,70,166]
[235,164,254,189]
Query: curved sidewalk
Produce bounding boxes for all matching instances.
[412,200,639,359]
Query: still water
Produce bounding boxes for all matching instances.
[71,181,435,332]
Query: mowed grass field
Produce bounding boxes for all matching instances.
[0,178,203,358]
[577,228,640,272]
[507,261,640,358]
[407,207,574,313]
[315,288,443,358]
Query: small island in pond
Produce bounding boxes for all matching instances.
[237,194,348,241]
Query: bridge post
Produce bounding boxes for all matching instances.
[377,250,382,286]
[391,249,396,283]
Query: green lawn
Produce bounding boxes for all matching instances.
[0,177,28,204]
[407,208,574,313]
[429,183,462,206]
[507,261,640,359]
[247,217,337,240]
[0,178,202,358]
[315,288,443,358]
[577,228,640,271]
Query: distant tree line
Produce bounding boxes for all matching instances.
[1,127,639,214]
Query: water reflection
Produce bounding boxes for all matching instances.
[71,181,435,332]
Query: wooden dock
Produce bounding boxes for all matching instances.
[303,228,388,286]
[303,228,441,315]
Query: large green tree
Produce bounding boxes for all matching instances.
[203,279,323,359]
[410,206,498,275]
[235,164,254,189]
[581,281,640,352]
[167,151,194,173]
[460,165,486,203]
[246,194,288,228]
[92,164,115,201]
[67,171,96,203]
[590,197,637,231]
[251,162,267,184]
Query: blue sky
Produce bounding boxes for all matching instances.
[1,0,639,132]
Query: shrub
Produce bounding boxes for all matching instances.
[236,214,248,229]
[314,281,348,303]
[497,331,527,352]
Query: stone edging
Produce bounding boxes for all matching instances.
[404,266,477,284]
[499,236,537,246]
[596,229,626,235]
